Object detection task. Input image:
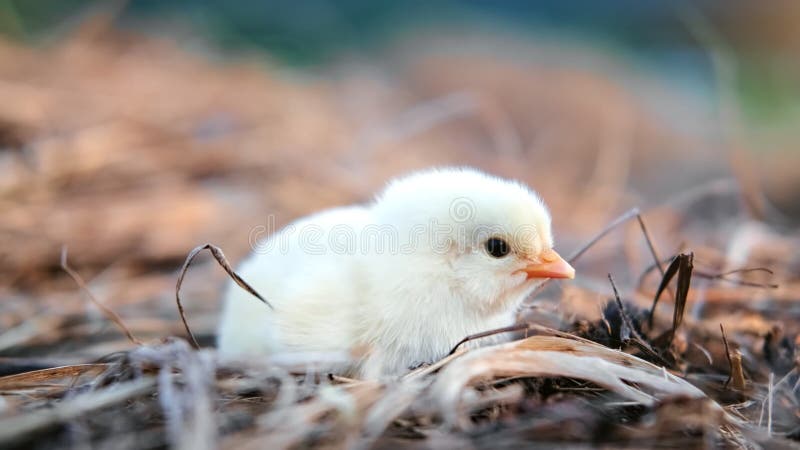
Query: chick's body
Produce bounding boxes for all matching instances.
[217,168,574,377]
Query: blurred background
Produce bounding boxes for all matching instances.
[0,1,798,358]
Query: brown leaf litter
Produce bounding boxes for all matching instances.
[0,22,799,449]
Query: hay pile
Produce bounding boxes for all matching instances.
[0,23,798,449]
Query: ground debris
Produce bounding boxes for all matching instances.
[0,23,799,450]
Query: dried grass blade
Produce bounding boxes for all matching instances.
[668,252,694,345]
[175,243,271,349]
[720,323,733,389]
[648,254,682,328]
[434,335,712,426]
[0,377,156,445]
[608,274,657,357]
[0,364,109,391]
[61,246,141,346]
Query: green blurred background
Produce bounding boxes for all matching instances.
[2,0,799,132]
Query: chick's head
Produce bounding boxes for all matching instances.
[372,167,574,312]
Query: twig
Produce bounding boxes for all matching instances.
[607,274,657,357]
[636,214,665,277]
[635,212,679,310]
[61,246,141,346]
[696,268,779,289]
[529,208,642,300]
[447,323,530,356]
[715,267,774,277]
[767,372,774,436]
[639,261,779,290]
[720,324,733,389]
[175,243,271,349]
[730,351,746,391]
[532,209,668,304]
[567,207,641,263]
[691,342,713,366]
[636,256,677,289]
[445,322,611,362]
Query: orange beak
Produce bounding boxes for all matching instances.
[522,249,575,280]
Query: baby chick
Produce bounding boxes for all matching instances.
[217,167,574,377]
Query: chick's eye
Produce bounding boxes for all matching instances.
[485,238,510,258]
